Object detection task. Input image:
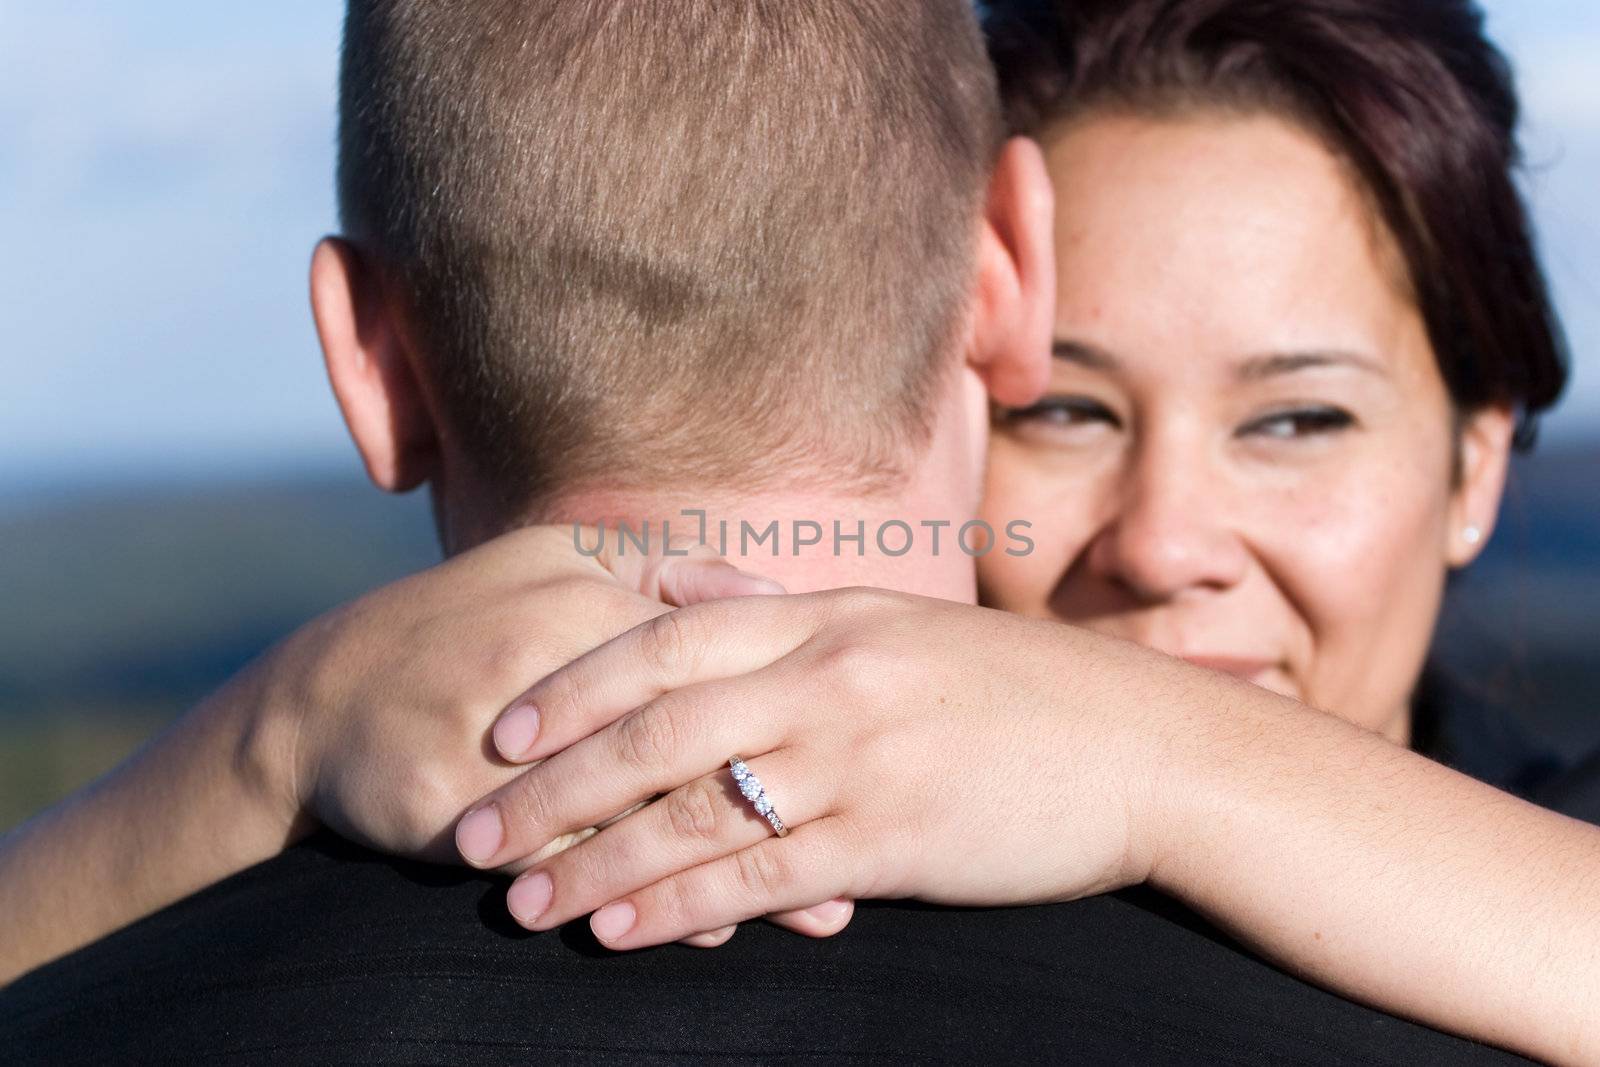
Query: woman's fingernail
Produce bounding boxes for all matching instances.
[456,804,504,865]
[805,897,851,924]
[735,569,787,595]
[686,924,737,947]
[507,871,553,925]
[591,901,637,943]
[494,702,541,760]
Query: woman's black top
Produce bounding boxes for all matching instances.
[1413,665,1600,817]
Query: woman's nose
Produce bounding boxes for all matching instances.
[1084,446,1250,603]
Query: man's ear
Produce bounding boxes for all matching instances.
[967,136,1056,408]
[309,237,439,493]
[1447,404,1515,567]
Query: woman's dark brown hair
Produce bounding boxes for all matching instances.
[985,0,1568,447]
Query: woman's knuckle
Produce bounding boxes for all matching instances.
[525,675,575,736]
[821,641,888,697]
[500,775,550,840]
[480,635,525,686]
[846,586,900,612]
[589,585,653,637]
[639,610,693,674]
[666,779,725,842]
[392,763,457,843]
[733,844,788,900]
[542,574,597,603]
[615,707,677,770]
[646,874,700,931]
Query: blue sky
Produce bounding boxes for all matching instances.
[2,1,1597,493]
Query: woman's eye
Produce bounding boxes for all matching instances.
[999,396,1121,430]
[1238,406,1355,440]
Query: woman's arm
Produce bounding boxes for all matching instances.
[1149,674,1600,1066]
[0,656,304,987]
[454,588,1600,1065]
[0,526,786,986]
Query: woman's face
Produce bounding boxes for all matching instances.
[978,112,1510,742]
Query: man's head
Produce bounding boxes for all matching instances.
[312,0,1054,551]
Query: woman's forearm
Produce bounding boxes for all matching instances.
[0,652,304,986]
[1147,682,1600,1065]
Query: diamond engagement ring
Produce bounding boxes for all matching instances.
[728,756,789,837]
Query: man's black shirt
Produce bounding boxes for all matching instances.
[2,830,1531,1065]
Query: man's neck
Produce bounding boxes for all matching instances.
[440,367,994,603]
[543,484,981,603]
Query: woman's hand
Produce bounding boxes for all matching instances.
[248,524,854,946]
[249,524,749,861]
[455,587,1195,949]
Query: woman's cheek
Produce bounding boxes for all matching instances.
[977,537,1067,616]
[1264,465,1451,732]
[977,445,1096,616]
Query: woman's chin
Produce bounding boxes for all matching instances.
[1245,667,1302,704]
[1178,656,1300,703]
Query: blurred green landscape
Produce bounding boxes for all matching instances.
[1,448,1596,831]
[0,474,442,829]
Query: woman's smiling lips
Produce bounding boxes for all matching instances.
[1178,655,1280,683]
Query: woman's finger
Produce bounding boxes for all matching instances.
[585,822,857,951]
[583,524,787,608]
[677,904,853,949]
[678,925,739,949]
[458,670,794,869]
[503,751,824,930]
[642,539,787,608]
[492,594,829,765]
[763,899,856,939]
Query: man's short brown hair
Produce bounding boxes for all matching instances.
[338,1,1002,512]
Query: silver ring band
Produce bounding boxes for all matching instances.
[728,755,788,837]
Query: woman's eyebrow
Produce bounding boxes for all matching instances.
[1235,350,1389,381]
[1052,339,1119,369]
